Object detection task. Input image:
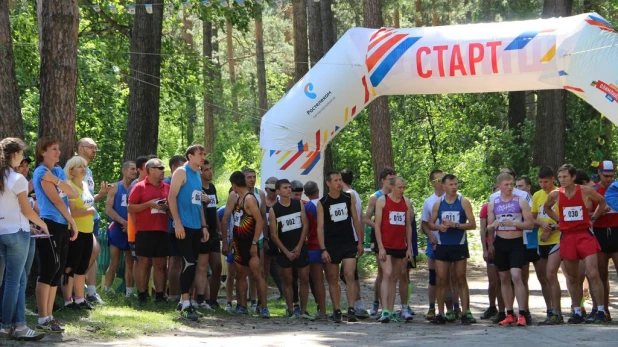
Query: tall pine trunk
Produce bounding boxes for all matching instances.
[37,0,79,164]
[292,0,308,82]
[183,8,195,146]
[124,0,164,161]
[225,19,238,120]
[255,9,268,135]
[364,0,394,189]
[203,20,215,157]
[320,0,335,185]
[0,0,23,139]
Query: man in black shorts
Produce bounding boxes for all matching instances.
[318,171,364,323]
[269,179,313,320]
[163,155,186,306]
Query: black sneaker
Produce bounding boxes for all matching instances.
[64,302,80,310]
[347,308,358,323]
[77,300,95,310]
[480,306,498,320]
[209,301,221,310]
[181,305,199,321]
[492,312,506,324]
[176,302,183,311]
[594,311,607,324]
[523,311,532,325]
[431,314,446,325]
[568,313,585,324]
[333,310,342,323]
[585,309,598,324]
[461,315,473,325]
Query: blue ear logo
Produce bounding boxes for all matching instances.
[304,83,317,99]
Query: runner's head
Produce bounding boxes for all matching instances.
[200,160,213,181]
[185,144,206,167]
[515,176,531,194]
[500,167,516,180]
[17,156,31,178]
[290,180,304,200]
[242,168,257,189]
[275,179,292,199]
[77,137,97,162]
[64,155,88,181]
[135,155,156,180]
[304,180,319,199]
[496,172,514,195]
[537,166,555,192]
[121,160,137,181]
[442,174,458,196]
[340,168,354,187]
[325,170,343,192]
[574,169,593,186]
[0,138,25,192]
[598,160,615,187]
[389,176,406,198]
[35,136,60,166]
[265,176,278,198]
[229,171,247,193]
[379,167,397,190]
[169,155,187,174]
[429,169,444,191]
[557,164,577,188]
[145,158,165,183]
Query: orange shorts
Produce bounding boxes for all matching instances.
[560,229,600,261]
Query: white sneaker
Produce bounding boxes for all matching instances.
[224,303,234,313]
[198,302,215,311]
[401,307,414,321]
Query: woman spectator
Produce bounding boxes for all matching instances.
[32,137,78,333]
[0,138,48,341]
[61,156,96,310]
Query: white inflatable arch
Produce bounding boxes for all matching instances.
[260,13,618,188]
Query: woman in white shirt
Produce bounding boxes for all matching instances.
[0,138,48,341]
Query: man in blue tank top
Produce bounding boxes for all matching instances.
[104,161,137,297]
[168,144,210,321]
[428,174,477,325]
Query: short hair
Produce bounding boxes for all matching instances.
[169,155,186,169]
[496,172,514,183]
[538,166,554,179]
[442,174,457,184]
[429,169,443,181]
[145,158,162,173]
[35,137,59,165]
[516,176,532,187]
[290,180,304,192]
[185,144,205,159]
[304,181,319,196]
[136,155,156,170]
[242,168,256,175]
[379,167,397,180]
[275,179,291,190]
[325,170,341,182]
[64,156,88,180]
[230,171,246,187]
[389,176,405,186]
[500,167,517,178]
[340,168,354,185]
[122,161,135,170]
[575,169,590,185]
[558,164,577,177]
[203,159,210,166]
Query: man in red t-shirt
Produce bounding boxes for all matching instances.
[303,180,327,319]
[128,158,170,305]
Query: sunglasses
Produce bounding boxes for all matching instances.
[431,178,442,183]
[152,166,165,171]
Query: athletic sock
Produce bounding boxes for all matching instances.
[87,285,96,296]
[197,294,205,304]
[251,300,257,306]
[354,300,363,310]
[38,316,49,325]
[64,300,73,306]
[182,300,191,310]
[453,303,460,311]
[598,305,605,313]
[75,296,85,304]
[429,303,435,309]
[126,287,134,296]
[507,310,514,316]
[574,307,582,316]
[518,310,526,316]
[553,309,561,316]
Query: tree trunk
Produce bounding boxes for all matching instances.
[321,0,335,53]
[415,0,422,27]
[293,0,309,82]
[37,0,79,165]
[225,19,238,118]
[508,92,526,139]
[203,20,215,157]
[432,0,439,26]
[307,0,322,66]
[184,7,195,146]
[533,0,572,170]
[255,9,268,134]
[0,0,23,139]
[393,2,400,28]
[364,0,394,189]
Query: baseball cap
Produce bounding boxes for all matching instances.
[265,176,278,190]
[600,160,615,172]
[290,180,304,192]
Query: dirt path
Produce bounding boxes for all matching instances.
[30,259,617,346]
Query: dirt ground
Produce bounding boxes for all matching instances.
[37,258,618,347]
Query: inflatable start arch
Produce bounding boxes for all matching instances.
[259,13,618,188]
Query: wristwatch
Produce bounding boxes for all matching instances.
[251,240,258,245]
[320,248,327,252]
[455,223,460,229]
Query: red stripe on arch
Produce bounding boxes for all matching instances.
[366,33,407,72]
[369,27,388,41]
[280,151,304,170]
[368,31,394,51]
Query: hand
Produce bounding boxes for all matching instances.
[540,229,551,242]
[250,244,258,257]
[201,227,209,243]
[442,219,452,228]
[488,245,495,260]
[285,250,296,261]
[99,181,110,195]
[541,222,552,232]
[483,250,489,262]
[378,248,386,262]
[148,199,160,209]
[490,220,501,229]
[42,170,58,183]
[321,250,331,264]
[201,192,211,205]
[439,224,449,232]
[121,220,128,232]
[222,242,229,256]
[406,249,412,261]
[501,219,515,227]
[604,206,612,215]
[429,234,438,245]
[175,224,186,240]
[263,239,270,252]
[69,220,78,241]
[292,245,301,257]
[357,242,364,257]
[88,206,96,215]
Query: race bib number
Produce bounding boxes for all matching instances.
[497,214,517,231]
[329,203,348,222]
[207,194,217,208]
[563,206,583,221]
[151,207,165,214]
[82,194,94,208]
[389,211,405,226]
[87,177,95,191]
[57,188,67,199]
[191,190,202,205]
[441,211,460,224]
[233,211,242,227]
[121,194,128,207]
[278,212,302,232]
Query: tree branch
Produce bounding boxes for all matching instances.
[80,0,131,38]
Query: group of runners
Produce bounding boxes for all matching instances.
[1,135,617,342]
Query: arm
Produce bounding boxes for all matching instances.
[543,191,560,223]
[220,193,236,255]
[486,201,496,245]
[585,186,607,221]
[456,198,476,230]
[168,169,186,239]
[317,202,331,263]
[17,192,48,234]
[68,199,95,218]
[200,197,209,242]
[260,190,267,239]
[245,196,263,257]
[105,185,127,228]
[374,197,386,261]
[298,203,309,251]
[40,179,78,239]
[42,170,79,199]
[94,181,110,203]
[405,198,414,260]
[427,200,446,232]
[480,216,488,256]
[350,193,364,257]
[363,195,377,228]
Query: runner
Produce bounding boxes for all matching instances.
[515,177,532,195]
[262,176,283,311]
[318,171,364,323]
[532,166,564,325]
[303,180,328,319]
[487,173,535,326]
[228,171,270,318]
[374,177,414,323]
[163,155,186,305]
[269,179,313,320]
[544,164,607,324]
[76,138,108,305]
[428,174,477,325]
[195,160,222,310]
[104,161,137,297]
[168,145,210,320]
[363,167,396,316]
[128,158,170,306]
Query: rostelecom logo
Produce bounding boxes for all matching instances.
[304,83,317,99]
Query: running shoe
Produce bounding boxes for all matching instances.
[233,305,249,315]
[461,314,474,325]
[209,301,221,310]
[12,327,46,341]
[425,307,436,321]
[523,311,532,325]
[593,310,607,324]
[77,300,95,310]
[498,313,517,326]
[347,308,358,322]
[180,305,199,321]
[407,306,416,316]
[546,313,564,325]
[224,303,234,313]
[293,304,301,318]
[465,310,477,323]
[492,312,506,324]
[585,309,598,324]
[301,312,315,321]
[176,302,183,311]
[430,314,446,325]
[567,313,584,324]
[86,293,105,305]
[391,314,403,323]
[197,301,215,311]
[356,307,370,319]
[370,301,379,316]
[64,302,80,310]
[287,310,297,319]
[260,307,271,319]
[445,310,456,322]
[516,314,527,326]
[379,310,391,323]
[315,312,329,321]
[454,308,462,319]
[401,307,414,321]
[546,309,553,320]
[480,306,498,320]
[333,310,343,323]
[251,302,259,314]
[36,318,64,333]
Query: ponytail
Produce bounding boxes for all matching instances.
[0,137,26,193]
